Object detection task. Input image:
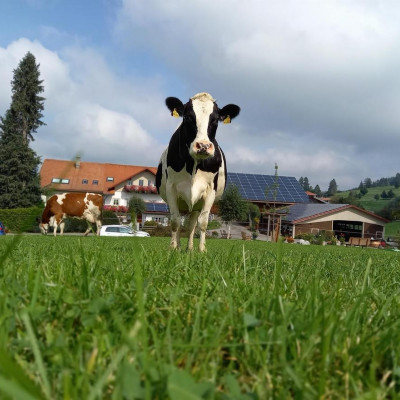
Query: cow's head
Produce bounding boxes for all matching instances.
[37,216,52,235]
[166,92,240,160]
[39,222,48,235]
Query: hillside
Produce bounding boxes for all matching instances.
[337,185,400,214]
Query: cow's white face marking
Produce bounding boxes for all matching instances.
[56,193,67,205]
[190,93,215,159]
[40,223,49,234]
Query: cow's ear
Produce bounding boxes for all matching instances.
[219,104,240,123]
[166,97,184,118]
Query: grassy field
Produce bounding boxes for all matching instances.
[1,236,400,399]
[339,186,400,214]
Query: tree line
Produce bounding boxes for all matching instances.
[359,174,400,189]
[298,176,338,197]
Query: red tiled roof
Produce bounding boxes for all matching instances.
[40,159,157,195]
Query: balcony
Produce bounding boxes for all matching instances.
[124,185,158,194]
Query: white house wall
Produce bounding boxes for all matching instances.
[129,171,157,186]
[304,208,385,225]
[107,172,164,207]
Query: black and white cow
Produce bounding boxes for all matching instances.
[156,92,240,251]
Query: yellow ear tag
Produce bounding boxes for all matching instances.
[223,116,231,124]
[172,109,179,118]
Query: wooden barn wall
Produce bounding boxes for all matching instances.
[295,221,332,235]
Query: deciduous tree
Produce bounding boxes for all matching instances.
[128,195,146,228]
[218,184,247,238]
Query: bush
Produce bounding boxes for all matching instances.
[102,210,120,225]
[207,220,221,230]
[295,233,314,242]
[0,206,44,233]
[62,218,92,233]
[144,220,158,226]
[151,225,171,237]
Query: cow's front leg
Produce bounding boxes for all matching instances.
[96,220,102,236]
[187,211,200,251]
[83,221,91,236]
[166,185,181,249]
[59,221,66,235]
[170,210,181,249]
[52,215,61,237]
[198,191,216,252]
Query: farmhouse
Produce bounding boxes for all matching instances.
[280,203,389,241]
[40,158,168,225]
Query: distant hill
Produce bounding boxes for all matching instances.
[336,185,400,214]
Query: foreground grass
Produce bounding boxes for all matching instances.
[1,236,400,399]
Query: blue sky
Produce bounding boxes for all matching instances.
[1,0,400,191]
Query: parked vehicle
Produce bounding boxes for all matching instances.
[99,225,150,237]
[0,221,5,235]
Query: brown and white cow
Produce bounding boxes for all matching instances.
[156,92,240,251]
[39,193,103,236]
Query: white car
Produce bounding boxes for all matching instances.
[99,225,150,237]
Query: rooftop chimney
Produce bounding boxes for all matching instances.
[75,156,81,169]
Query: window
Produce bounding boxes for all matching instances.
[51,178,61,183]
[82,179,88,184]
[113,199,119,205]
[148,180,153,186]
[92,180,99,185]
[139,179,144,186]
[105,226,119,233]
[128,180,132,185]
[106,177,114,182]
[61,179,70,184]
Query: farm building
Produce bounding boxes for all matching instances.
[39,158,168,225]
[279,203,389,241]
[40,158,388,239]
[40,158,310,226]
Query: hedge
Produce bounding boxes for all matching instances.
[0,208,121,234]
[0,206,44,233]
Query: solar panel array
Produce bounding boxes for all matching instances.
[226,172,309,203]
[145,202,169,213]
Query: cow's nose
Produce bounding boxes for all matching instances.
[195,142,213,154]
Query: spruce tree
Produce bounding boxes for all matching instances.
[314,184,322,196]
[0,52,44,208]
[303,177,310,191]
[11,52,45,144]
[326,179,338,197]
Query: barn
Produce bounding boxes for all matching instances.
[280,203,389,241]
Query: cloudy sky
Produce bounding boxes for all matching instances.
[1,0,399,191]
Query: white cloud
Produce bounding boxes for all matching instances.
[0,37,166,168]
[3,1,400,192]
[114,0,400,188]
